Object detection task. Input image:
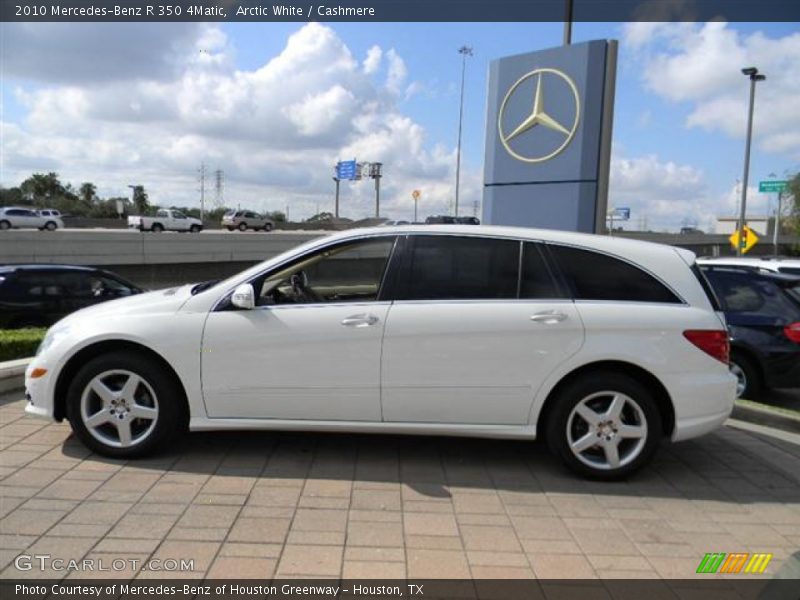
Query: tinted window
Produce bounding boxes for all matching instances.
[550,245,681,303]
[520,243,561,299]
[156,210,168,217]
[704,271,800,318]
[777,266,800,275]
[256,237,395,306]
[398,236,519,301]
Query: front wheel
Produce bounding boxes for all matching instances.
[65,352,185,458]
[44,221,57,231]
[262,223,273,232]
[545,373,662,480]
[190,224,202,233]
[151,223,164,233]
[0,220,11,230]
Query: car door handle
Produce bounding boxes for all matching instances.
[530,311,568,324]
[341,314,379,328]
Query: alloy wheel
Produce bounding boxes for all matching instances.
[80,369,159,448]
[730,362,747,398]
[566,391,648,471]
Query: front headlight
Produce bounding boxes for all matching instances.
[36,325,71,356]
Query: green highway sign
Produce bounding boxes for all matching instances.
[759,180,788,193]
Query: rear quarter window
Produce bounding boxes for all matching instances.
[549,245,682,304]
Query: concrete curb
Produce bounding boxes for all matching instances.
[732,399,800,435]
[0,358,31,394]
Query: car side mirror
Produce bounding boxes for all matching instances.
[231,283,255,310]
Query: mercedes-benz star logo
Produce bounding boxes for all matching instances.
[498,68,580,163]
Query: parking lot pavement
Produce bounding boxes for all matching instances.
[1,389,799,581]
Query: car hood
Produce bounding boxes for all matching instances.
[56,285,195,327]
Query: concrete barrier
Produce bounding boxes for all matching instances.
[0,229,325,266]
[0,358,30,394]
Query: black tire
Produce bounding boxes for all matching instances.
[545,372,662,480]
[729,352,761,400]
[65,352,185,458]
[226,226,235,232]
[190,224,202,233]
[44,221,57,231]
[238,222,247,232]
[262,223,273,232]
[0,220,11,230]
[151,223,164,233]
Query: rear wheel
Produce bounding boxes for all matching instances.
[44,221,57,231]
[151,223,164,233]
[0,220,11,230]
[262,223,273,232]
[66,352,184,458]
[545,373,662,480]
[729,352,761,400]
[190,224,202,233]
[238,222,247,232]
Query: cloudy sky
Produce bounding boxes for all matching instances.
[0,20,798,230]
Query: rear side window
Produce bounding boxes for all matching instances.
[704,271,800,318]
[549,245,681,304]
[397,236,519,300]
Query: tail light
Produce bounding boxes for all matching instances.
[784,323,800,343]
[683,330,730,364]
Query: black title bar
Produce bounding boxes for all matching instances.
[2,0,799,22]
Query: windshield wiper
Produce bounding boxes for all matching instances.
[191,280,219,295]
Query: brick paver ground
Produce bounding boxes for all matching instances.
[1,391,799,580]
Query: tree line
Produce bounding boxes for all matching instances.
[0,172,286,223]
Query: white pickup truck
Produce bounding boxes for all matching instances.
[128,209,203,233]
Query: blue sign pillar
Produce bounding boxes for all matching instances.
[483,40,617,233]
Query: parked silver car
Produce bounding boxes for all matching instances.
[221,210,274,232]
[0,206,64,231]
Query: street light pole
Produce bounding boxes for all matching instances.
[736,67,765,256]
[454,45,472,217]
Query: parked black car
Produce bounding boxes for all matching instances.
[700,264,800,399]
[425,215,480,225]
[0,265,144,328]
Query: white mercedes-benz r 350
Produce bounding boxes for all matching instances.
[25,225,736,478]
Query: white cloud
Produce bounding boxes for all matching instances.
[623,22,800,158]
[608,153,779,231]
[385,49,408,95]
[362,45,382,75]
[0,23,472,220]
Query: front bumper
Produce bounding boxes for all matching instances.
[24,361,57,422]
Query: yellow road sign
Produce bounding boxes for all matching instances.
[729,225,759,254]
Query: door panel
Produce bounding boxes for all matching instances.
[202,303,389,420]
[381,301,584,425]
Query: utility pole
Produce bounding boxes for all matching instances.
[214,169,224,210]
[371,163,383,218]
[736,67,766,256]
[198,163,206,222]
[333,177,340,218]
[773,189,783,257]
[455,45,472,217]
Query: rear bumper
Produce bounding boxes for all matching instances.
[666,369,737,442]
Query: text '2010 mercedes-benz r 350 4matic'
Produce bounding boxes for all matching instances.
[25,225,736,479]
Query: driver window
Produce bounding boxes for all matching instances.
[256,237,395,306]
